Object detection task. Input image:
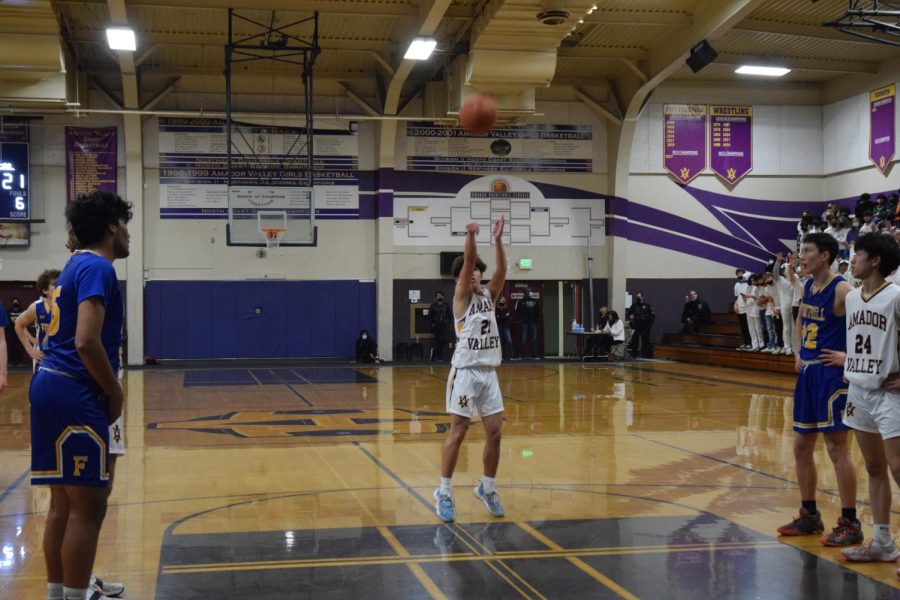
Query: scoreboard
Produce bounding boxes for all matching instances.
[0,142,29,220]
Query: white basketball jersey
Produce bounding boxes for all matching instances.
[451,288,502,369]
[844,282,900,390]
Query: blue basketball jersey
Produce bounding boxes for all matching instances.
[35,298,52,350]
[798,275,846,361]
[41,252,123,381]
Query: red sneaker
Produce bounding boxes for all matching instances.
[776,508,825,536]
[821,517,864,547]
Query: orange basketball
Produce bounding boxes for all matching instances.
[459,93,497,134]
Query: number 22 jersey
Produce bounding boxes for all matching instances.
[799,275,847,362]
[451,288,501,368]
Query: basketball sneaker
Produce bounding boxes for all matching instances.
[776,508,824,536]
[474,482,505,518]
[821,517,864,547]
[841,540,900,562]
[90,575,124,597]
[433,489,455,523]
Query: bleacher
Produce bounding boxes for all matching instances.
[654,309,796,374]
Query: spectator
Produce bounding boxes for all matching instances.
[587,306,610,356]
[515,289,541,359]
[742,274,764,352]
[354,329,382,363]
[838,259,857,287]
[681,290,711,335]
[855,192,874,222]
[761,272,779,353]
[495,296,512,360]
[835,215,852,259]
[734,269,752,350]
[6,298,24,366]
[429,291,454,361]
[823,216,840,240]
[860,211,877,235]
[774,254,795,355]
[627,292,654,358]
[874,194,893,222]
[597,310,625,357]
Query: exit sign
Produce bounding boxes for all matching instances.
[517,258,533,270]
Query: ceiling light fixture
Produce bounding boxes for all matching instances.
[735,65,791,77]
[404,37,437,60]
[106,27,136,51]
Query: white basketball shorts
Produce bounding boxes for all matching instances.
[844,384,900,440]
[445,366,504,419]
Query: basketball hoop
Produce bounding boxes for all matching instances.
[260,227,285,249]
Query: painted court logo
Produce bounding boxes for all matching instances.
[148,408,449,438]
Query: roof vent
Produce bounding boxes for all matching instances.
[536,9,570,26]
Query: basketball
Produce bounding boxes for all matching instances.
[459,93,497,134]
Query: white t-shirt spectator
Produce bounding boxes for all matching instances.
[734,280,748,314]
[745,285,760,317]
[602,319,625,342]
[776,275,793,311]
[792,277,806,308]
[765,283,778,314]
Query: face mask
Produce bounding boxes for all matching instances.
[362,334,367,340]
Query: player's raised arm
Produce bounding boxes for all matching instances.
[454,222,479,317]
[487,215,506,302]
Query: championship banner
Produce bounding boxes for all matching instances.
[709,105,752,185]
[664,104,707,184]
[870,84,895,175]
[66,127,118,203]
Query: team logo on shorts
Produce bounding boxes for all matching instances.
[113,425,121,443]
[458,395,469,408]
[845,402,855,417]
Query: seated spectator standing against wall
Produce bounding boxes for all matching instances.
[495,296,512,360]
[429,291,454,361]
[627,292,655,358]
[515,289,541,359]
[681,291,711,335]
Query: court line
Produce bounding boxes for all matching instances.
[0,468,30,507]
[514,521,639,600]
[159,540,785,575]
[378,526,449,600]
[351,441,545,600]
[284,384,314,406]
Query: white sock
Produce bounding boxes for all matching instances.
[48,582,64,600]
[439,477,452,495]
[482,476,496,494]
[874,523,893,546]
[63,587,87,600]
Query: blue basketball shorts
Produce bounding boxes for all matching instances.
[793,362,849,434]
[30,368,110,486]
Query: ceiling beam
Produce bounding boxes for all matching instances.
[573,87,621,126]
[107,0,139,109]
[126,66,376,80]
[341,82,380,117]
[735,19,889,45]
[584,10,692,26]
[58,0,474,19]
[142,76,180,110]
[68,31,395,53]
[716,53,879,74]
[620,58,648,83]
[558,47,650,60]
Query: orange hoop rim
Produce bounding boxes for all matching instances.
[260,227,286,239]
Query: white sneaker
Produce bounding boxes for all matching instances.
[90,574,125,597]
[783,348,793,355]
[841,540,900,562]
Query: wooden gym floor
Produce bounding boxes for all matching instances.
[2,361,900,599]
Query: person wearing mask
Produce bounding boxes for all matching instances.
[627,292,655,358]
[495,296,512,360]
[429,291,454,361]
[734,269,752,350]
[515,289,541,359]
[354,330,381,364]
[598,310,625,357]
[855,192,874,222]
[681,291,711,335]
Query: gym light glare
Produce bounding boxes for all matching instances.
[404,38,437,61]
[735,65,790,77]
[106,27,136,51]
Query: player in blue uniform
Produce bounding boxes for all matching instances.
[14,269,61,368]
[777,232,862,547]
[31,191,131,600]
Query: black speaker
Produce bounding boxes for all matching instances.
[440,251,464,275]
[685,39,718,74]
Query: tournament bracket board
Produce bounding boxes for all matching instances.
[0,141,29,220]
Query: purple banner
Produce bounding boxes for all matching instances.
[870,85,895,175]
[709,105,752,185]
[664,104,706,184]
[66,127,117,203]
